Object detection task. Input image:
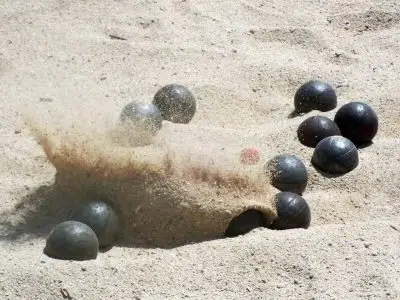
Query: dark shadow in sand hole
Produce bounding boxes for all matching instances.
[224,209,266,237]
[0,185,120,252]
[0,183,142,250]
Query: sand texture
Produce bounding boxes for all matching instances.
[1,0,400,299]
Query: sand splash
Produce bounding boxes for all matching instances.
[24,105,276,247]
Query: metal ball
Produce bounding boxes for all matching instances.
[265,154,308,195]
[120,101,162,135]
[152,84,196,124]
[269,192,311,230]
[311,136,359,174]
[73,201,120,250]
[297,115,341,148]
[44,221,99,261]
[334,101,378,146]
[294,80,337,114]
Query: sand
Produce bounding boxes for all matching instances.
[1,0,400,299]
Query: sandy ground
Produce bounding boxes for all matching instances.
[1,0,400,299]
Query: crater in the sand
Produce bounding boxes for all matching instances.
[9,114,278,248]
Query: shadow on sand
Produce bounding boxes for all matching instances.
[357,141,373,149]
[0,178,267,250]
[287,110,303,119]
[312,164,351,178]
[0,184,77,241]
[0,183,160,250]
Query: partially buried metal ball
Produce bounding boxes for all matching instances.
[120,101,162,135]
[73,201,120,250]
[44,221,99,261]
[294,80,337,114]
[311,135,359,174]
[225,209,265,237]
[334,101,378,146]
[268,192,311,230]
[297,115,341,147]
[265,155,308,195]
[152,84,196,124]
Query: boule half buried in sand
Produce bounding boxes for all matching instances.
[267,192,311,230]
[44,221,99,261]
[73,200,120,250]
[297,115,341,148]
[32,116,277,248]
[294,80,337,114]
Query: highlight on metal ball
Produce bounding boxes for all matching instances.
[264,154,308,195]
[334,101,378,147]
[311,135,359,174]
[120,100,163,135]
[268,192,311,230]
[294,80,337,114]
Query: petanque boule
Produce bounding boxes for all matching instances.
[297,115,341,147]
[152,84,196,124]
[264,154,308,195]
[311,135,359,174]
[268,192,311,230]
[334,101,378,146]
[294,80,337,114]
[44,221,99,261]
[120,101,162,135]
[73,201,121,250]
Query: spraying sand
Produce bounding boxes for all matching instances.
[0,0,399,299]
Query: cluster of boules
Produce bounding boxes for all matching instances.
[44,201,120,261]
[294,80,378,174]
[227,79,379,237]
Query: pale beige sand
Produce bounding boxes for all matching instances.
[1,0,400,299]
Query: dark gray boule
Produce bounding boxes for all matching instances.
[265,155,308,195]
[224,209,265,237]
[152,84,196,124]
[268,192,311,230]
[73,201,120,249]
[311,135,359,174]
[294,80,337,114]
[44,221,99,261]
[334,101,378,146]
[297,115,341,147]
[120,101,162,135]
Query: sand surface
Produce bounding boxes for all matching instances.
[1,0,400,299]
